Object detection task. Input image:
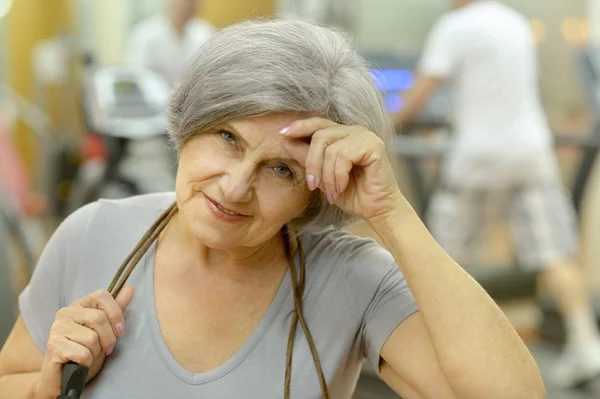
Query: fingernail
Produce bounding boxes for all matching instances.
[279,125,292,135]
[115,322,124,337]
[336,182,342,194]
[306,174,316,190]
[326,191,335,204]
[106,346,114,356]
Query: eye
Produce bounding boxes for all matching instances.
[220,130,237,144]
[273,164,294,179]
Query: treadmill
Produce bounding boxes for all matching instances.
[364,52,452,216]
[538,47,600,344]
[355,47,600,399]
[364,50,600,306]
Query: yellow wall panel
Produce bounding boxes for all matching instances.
[4,0,75,173]
[201,0,276,28]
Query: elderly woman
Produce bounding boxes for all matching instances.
[0,20,544,399]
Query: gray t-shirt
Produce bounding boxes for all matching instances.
[19,193,418,398]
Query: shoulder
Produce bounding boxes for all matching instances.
[92,192,176,228]
[300,227,414,337]
[187,18,216,36]
[301,226,396,276]
[129,16,168,41]
[302,226,382,254]
[431,5,512,43]
[425,11,469,46]
[435,10,464,31]
[460,2,526,29]
[96,191,175,212]
[60,193,175,294]
[61,192,175,241]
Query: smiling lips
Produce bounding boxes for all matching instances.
[203,194,249,222]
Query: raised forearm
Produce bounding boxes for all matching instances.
[369,198,545,398]
[393,75,441,131]
[0,372,41,399]
[393,94,423,130]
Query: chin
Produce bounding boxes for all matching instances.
[188,222,241,249]
[185,212,254,248]
[178,196,285,249]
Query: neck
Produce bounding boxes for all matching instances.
[161,212,289,281]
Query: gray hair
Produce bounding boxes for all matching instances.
[168,19,396,231]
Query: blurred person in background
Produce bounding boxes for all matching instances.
[117,0,215,196]
[124,0,215,86]
[394,0,600,388]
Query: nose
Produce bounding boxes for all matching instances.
[220,162,254,203]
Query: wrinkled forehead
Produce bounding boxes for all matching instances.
[226,113,312,158]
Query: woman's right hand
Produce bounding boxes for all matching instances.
[35,286,134,398]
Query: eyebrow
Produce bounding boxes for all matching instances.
[221,123,249,147]
[219,123,303,168]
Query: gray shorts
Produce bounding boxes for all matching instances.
[426,184,579,270]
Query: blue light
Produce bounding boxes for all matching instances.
[384,93,403,113]
[371,69,414,92]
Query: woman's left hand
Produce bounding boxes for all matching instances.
[282,117,403,222]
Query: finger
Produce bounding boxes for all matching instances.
[58,321,106,359]
[322,138,355,201]
[323,135,372,199]
[303,127,350,190]
[62,339,96,368]
[115,285,134,313]
[66,308,117,355]
[283,127,347,190]
[322,141,341,203]
[79,289,129,337]
[279,117,340,139]
[334,146,353,195]
[42,331,99,396]
[47,335,95,369]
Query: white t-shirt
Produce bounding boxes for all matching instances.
[124,16,215,86]
[419,0,559,188]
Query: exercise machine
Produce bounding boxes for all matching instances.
[67,64,175,214]
[356,46,600,399]
[538,47,600,343]
[366,50,600,307]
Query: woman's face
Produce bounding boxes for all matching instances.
[175,113,313,249]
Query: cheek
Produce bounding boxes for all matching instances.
[257,184,311,222]
[177,139,226,187]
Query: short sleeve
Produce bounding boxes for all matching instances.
[18,202,99,352]
[342,239,418,370]
[419,15,463,78]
